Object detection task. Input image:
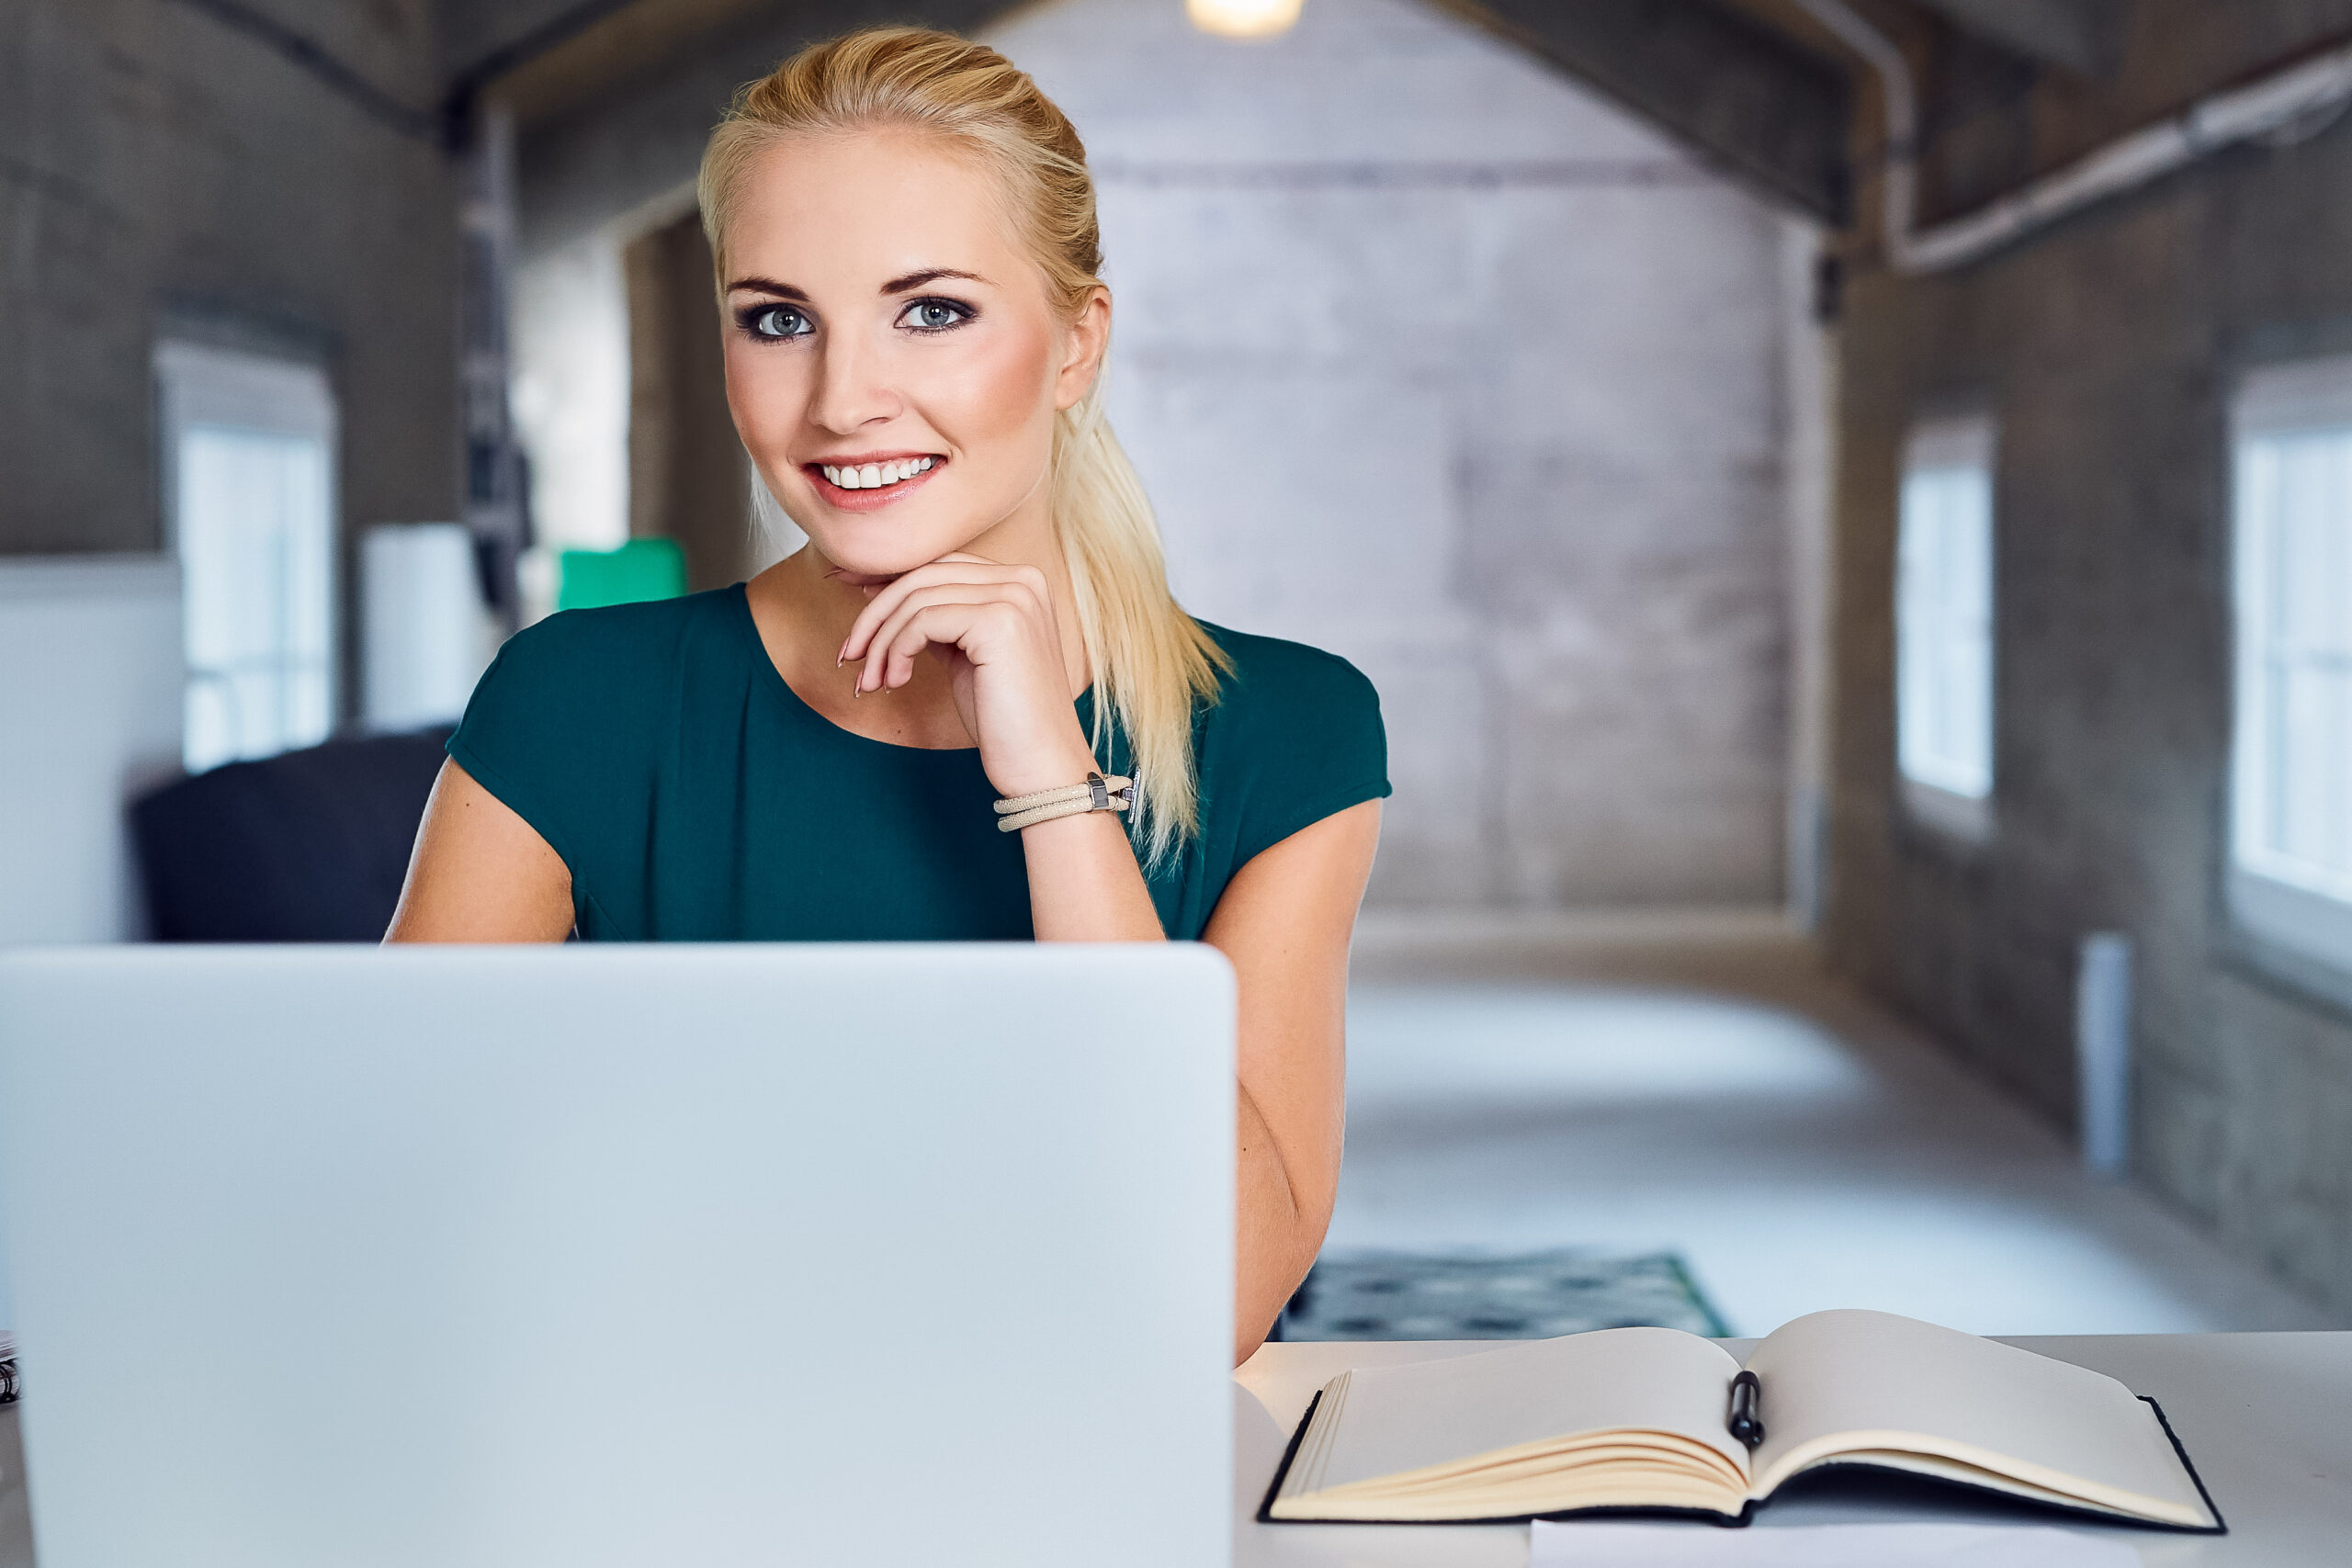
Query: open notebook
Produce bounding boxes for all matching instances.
[1261,1310,2222,1530]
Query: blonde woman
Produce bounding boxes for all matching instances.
[389,27,1387,1362]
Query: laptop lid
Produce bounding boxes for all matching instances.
[0,943,1234,1568]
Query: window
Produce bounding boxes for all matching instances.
[2232,356,2352,974]
[155,343,337,774]
[1896,415,1996,837]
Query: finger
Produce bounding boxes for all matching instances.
[881,602,1002,690]
[841,558,1035,660]
[845,558,1042,635]
[890,601,1034,690]
[925,558,1051,627]
[855,585,1028,691]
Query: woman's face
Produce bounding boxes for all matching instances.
[719,129,1106,577]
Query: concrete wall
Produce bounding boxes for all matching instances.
[990,0,1800,907]
[1825,0,2352,1314]
[0,0,462,561]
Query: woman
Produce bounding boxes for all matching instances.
[388,27,1387,1363]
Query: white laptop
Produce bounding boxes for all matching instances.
[0,944,1236,1568]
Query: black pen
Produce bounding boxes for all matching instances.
[1727,1370,1764,1449]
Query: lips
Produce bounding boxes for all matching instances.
[804,454,945,509]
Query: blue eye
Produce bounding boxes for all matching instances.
[899,299,971,333]
[744,305,809,340]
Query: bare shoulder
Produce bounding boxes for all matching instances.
[383,760,573,943]
[1204,799,1382,943]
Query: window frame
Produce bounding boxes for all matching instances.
[1894,413,1999,843]
[154,341,340,775]
[2229,354,2352,977]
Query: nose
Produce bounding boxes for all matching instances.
[807,331,902,434]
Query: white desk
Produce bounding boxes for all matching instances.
[1233,1334,2352,1565]
[0,1335,2341,1564]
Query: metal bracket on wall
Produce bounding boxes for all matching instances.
[1797,0,2352,274]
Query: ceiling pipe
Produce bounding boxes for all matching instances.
[1795,0,2352,274]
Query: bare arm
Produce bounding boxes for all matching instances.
[383,761,574,942]
[1203,799,1382,1364]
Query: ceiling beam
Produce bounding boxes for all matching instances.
[1438,0,1852,224]
[514,0,1010,255]
[1909,0,2123,76]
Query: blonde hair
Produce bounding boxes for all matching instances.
[698,27,1229,866]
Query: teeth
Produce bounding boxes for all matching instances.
[823,458,936,491]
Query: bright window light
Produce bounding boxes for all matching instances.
[1896,416,1997,822]
[155,343,338,775]
[1187,0,1304,39]
[2232,355,2352,973]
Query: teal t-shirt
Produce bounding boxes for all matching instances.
[446,584,1388,942]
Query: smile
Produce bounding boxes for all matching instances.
[820,457,936,491]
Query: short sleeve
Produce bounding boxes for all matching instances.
[445,606,660,876]
[1205,631,1391,872]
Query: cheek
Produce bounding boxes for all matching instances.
[723,343,808,455]
[927,321,1062,454]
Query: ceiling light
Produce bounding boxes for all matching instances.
[1186,0,1304,39]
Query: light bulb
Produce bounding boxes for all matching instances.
[1186,0,1304,39]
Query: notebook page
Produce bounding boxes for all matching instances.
[1743,1310,2210,1520]
[1306,1327,1747,1492]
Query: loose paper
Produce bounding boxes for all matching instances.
[1531,1521,2143,1567]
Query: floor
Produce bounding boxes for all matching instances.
[1331,909,2341,1338]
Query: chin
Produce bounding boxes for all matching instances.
[800,493,1017,577]
[802,517,977,580]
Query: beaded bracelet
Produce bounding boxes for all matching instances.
[994,771,1134,833]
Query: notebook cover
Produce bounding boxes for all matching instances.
[1252,1389,2224,1533]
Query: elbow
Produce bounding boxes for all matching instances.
[1234,1201,1332,1370]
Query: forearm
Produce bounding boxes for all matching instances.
[1235,1080,1332,1362]
[1019,808,1165,942]
[1205,805,1378,1364]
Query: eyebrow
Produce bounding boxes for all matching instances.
[882,267,989,294]
[725,269,988,300]
[725,276,808,299]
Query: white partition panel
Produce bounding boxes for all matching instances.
[0,554,184,1325]
[0,557,186,947]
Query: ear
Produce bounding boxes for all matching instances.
[1052,286,1113,412]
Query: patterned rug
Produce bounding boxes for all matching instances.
[1273,1249,1731,1342]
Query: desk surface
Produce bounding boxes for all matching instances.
[1232,1333,2352,1565]
[0,1335,2341,1564]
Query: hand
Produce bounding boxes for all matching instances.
[838,553,1100,798]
